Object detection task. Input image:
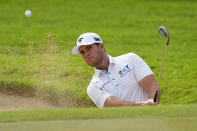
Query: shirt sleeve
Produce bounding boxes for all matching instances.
[128,53,153,82]
[87,83,111,108]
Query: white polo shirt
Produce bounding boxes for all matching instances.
[87,53,153,108]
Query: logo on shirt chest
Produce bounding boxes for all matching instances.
[118,64,132,77]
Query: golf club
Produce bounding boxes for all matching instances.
[154,26,170,102]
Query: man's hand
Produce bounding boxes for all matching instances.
[137,99,159,106]
[154,88,161,103]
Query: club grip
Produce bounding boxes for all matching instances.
[154,91,158,102]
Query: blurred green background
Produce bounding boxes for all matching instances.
[0,0,196,106]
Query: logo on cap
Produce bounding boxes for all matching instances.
[78,37,83,43]
[93,37,101,42]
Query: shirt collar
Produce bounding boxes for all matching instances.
[94,55,115,76]
[109,55,115,64]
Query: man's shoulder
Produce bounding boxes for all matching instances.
[87,73,103,95]
[113,52,138,62]
[87,73,100,88]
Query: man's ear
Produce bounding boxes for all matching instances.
[99,43,104,48]
[99,43,106,52]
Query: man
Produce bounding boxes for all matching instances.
[72,33,161,108]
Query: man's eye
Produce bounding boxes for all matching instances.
[80,51,85,54]
[87,47,91,50]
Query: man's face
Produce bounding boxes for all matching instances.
[79,44,104,67]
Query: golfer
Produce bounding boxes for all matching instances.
[72,33,161,108]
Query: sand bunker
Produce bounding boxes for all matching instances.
[0,93,60,111]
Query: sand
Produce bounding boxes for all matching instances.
[0,93,60,111]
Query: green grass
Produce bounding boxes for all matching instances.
[0,104,197,130]
[0,0,197,106]
[1,118,197,131]
[0,104,196,122]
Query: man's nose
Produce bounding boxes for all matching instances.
[85,51,89,57]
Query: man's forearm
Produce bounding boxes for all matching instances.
[104,96,156,107]
[105,100,141,107]
[139,75,157,99]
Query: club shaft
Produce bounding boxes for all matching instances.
[157,44,169,88]
[155,27,170,102]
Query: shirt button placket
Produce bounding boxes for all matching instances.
[108,71,119,86]
[112,78,118,86]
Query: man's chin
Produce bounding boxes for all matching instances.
[88,63,95,67]
[87,62,95,67]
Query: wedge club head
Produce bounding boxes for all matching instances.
[158,26,170,45]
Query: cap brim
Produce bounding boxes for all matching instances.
[72,45,80,55]
[72,43,96,55]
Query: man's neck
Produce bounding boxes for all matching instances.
[94,55,109,70]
